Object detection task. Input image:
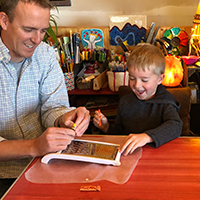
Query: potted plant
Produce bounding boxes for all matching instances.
[43,12,59,46]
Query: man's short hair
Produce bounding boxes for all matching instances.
[0,0,53,22]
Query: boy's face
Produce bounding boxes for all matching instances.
[128,66,165,100]
[1,1,50,62]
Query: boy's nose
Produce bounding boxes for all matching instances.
[134,80,141,88]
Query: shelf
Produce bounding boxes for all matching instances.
[68,87,118,95]
[187,65,200,78]
[67,86,119,134]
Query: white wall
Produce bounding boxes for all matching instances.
[51,0,199,27]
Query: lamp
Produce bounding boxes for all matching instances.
[188,1,200,56]
[193,1,200,41]
[162,56,183,87]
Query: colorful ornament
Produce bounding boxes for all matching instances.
[110,23,146,46]
[81,29,104,50]
[162,27,189,56]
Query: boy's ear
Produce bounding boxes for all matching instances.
[0,12,9,30]
[158,73,165,84]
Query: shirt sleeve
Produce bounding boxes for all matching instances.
[38,45,76,128]
[145,103,183,147]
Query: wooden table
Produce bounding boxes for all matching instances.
[2,136,200,200]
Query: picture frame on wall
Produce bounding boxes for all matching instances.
[49,0,71,6]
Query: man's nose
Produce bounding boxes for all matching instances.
[32,31,43,44]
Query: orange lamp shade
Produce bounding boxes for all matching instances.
[162,56,183,87]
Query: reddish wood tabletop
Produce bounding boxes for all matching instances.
[2,136,200,200]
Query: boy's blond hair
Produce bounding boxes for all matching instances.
[127,43,166,76]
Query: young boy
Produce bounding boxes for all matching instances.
[93,43,182,156]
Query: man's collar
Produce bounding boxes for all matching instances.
[0,37,11,63]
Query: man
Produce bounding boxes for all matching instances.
[0,0,90,196]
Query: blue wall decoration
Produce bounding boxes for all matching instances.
[110,23,146,46]
[81,29,104,50]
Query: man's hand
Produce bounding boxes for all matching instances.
[32,127,76,157]
[55,107,90,136]
[119,133,153,156]
[0,127,76,161]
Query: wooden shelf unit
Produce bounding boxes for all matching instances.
[68,87,119,107]
[68,87,119,134]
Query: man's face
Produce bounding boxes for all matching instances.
[128,66,164,100]
[2,1,50,62]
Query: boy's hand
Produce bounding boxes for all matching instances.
[93,110,109,133]
[119,133,153,156]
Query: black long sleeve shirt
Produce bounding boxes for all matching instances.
[107,84,183,148]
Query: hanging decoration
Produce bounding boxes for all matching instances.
[81,29,104,50]
[109,15,147,47]
[110,23,146,46]
[162,27,189,56]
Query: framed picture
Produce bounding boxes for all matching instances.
[50,0,71,6]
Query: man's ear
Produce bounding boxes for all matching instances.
[0,12,9,30]
[158,73,165,85]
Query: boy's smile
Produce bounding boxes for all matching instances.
[128,67,165,100]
